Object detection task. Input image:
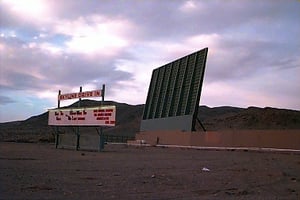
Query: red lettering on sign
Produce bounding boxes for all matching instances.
[96,117,109,120]
[95,91,101,96]
[49,105,115,126]
[58,90,102,101]
[95,109,106,112]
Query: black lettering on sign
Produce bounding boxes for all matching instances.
[77,111,82,115]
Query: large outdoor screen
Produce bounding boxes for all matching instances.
[140,48,208,131]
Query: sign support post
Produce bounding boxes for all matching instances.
[76,86,82,151]
[55,90,61,149]
[99,84,105,151]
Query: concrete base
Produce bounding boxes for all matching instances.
[135,130,300,150]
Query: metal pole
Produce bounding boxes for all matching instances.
[58,90,61,108]
[196,117,206,132]
[102,84,105,102]
[99,128,102,151]
[99,84,105,151]
[95,128,104,152]
[55,90,61,149]
[76,86,82,151]
[79,86,82,106]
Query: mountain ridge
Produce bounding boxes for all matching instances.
[1,100,299,142]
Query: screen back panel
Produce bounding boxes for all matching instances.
[141,48,208,132]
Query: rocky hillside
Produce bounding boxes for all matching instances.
[0,100,299,142]
[199,106,300,130]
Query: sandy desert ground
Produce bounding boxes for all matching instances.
[0,142,300,200]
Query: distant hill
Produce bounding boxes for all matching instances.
[198,106,300,130]
[0,100,300,142]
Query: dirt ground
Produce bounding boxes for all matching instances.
[0,142,300,200]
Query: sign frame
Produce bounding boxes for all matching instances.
[48,106,116,126]
[58,89,102,101]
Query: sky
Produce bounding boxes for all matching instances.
[0,0,299,122]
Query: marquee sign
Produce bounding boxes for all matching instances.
[58,90,102,101]
[48,105,116,126]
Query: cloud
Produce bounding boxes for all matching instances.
[0,95,15,104]
[0,0,300,122]
[201,66,300,110]
[2,0,50,20]
[52,15,136,56]
[180,1,198,12]
[0,36,133,98]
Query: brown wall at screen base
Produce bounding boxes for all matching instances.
[136,130,300,150]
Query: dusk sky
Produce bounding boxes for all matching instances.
[0,0,299,122]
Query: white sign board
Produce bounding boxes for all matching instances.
[48,106,116,126]
[58,90,102,101]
